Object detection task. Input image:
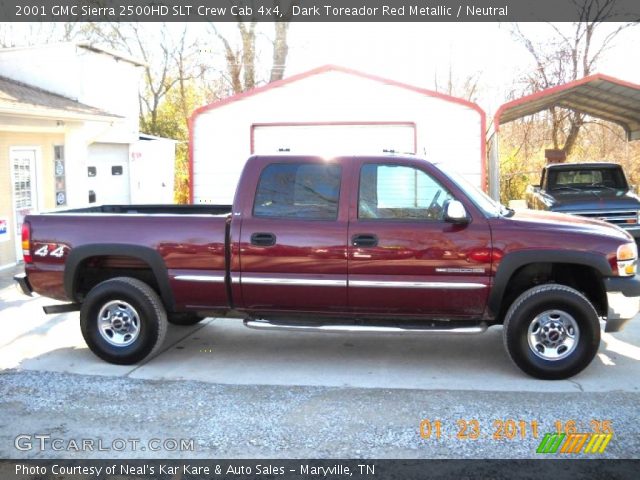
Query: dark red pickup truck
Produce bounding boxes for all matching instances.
[14,155,640,379]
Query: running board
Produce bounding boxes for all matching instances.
[43,303,81,314]
[243,319,487,334]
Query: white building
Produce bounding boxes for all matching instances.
[190,65,486,205]
[0,43,175,268]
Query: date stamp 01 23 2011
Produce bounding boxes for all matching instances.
[419,418,614,453]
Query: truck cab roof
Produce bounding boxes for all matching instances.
[544,162,622,170]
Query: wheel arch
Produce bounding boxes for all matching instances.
[64,244,175,311]
[489,250,612,320]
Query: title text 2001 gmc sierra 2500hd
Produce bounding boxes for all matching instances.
[14,155,640,379]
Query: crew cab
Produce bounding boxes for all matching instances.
[525,162,640,241]
[14,155,640,379]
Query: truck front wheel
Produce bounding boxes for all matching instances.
[503,284,600,379]
[80,277,168,365]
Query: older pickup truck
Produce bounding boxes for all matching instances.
[14,155,640,379]
[525,162,640,242]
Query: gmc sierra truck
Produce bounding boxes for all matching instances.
[525,162,640,242]
[14,155,640,379]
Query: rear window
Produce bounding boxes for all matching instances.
[549,168,627,189]
[253,163,342,220]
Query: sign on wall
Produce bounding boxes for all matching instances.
[0,218,9,242]
[54,145,66,207]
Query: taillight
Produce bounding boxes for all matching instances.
[21,222,32,264]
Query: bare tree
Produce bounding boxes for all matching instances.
[270,21,290,82]
[210,22,254,94]
[511,0,637,157]
[81,23,202,134]
[270,1,301,82]
[433,62,482,102]
[209,1,299,94]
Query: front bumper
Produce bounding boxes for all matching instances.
[604,275,640,332]
[14,273,33,297]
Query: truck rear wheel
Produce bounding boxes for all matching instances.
[503,284,600,380]
[80,277,168,365]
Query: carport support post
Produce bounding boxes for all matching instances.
[489,132,500,201]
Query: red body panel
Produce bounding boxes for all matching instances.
[24,155,633,321]
[344,157,491,317]
[234,156,350,313]
[27,214,229,310]
[489,209,627,268]
[237,219,349,311]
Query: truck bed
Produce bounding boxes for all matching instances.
[24,205,232,311]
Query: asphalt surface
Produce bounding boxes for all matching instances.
[1,264,639,459]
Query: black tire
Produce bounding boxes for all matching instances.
[503,284,600,380]
[168,313,205,326]
[80,277,168,365]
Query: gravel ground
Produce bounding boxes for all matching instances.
[3,265,639,461]
[0,369,638,459]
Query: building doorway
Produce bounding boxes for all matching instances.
[11,148,38,260]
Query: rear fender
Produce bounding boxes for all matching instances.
[64,244,175,311]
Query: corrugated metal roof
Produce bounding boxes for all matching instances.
[495,74,640,141]
[0,75,121,121]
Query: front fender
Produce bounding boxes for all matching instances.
[488,249,612,317]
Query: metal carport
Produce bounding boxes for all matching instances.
[488,74,640,199]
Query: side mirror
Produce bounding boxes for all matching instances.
[444,200,469,224]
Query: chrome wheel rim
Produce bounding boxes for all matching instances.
[97,300,140,347]
[527,310,579,361]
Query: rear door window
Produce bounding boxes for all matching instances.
[253,163,342,220]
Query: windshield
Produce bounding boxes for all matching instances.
[434,164,507,218]
[548,167,628,191]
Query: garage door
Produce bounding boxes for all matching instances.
[252,123,416,156]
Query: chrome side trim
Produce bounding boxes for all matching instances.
[244,319,487,334]
[174,275,225,283]
[241,277,347,287]
[236,276,486,289]
[349,280,486,289]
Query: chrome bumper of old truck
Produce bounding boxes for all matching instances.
[604,276,640,332]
